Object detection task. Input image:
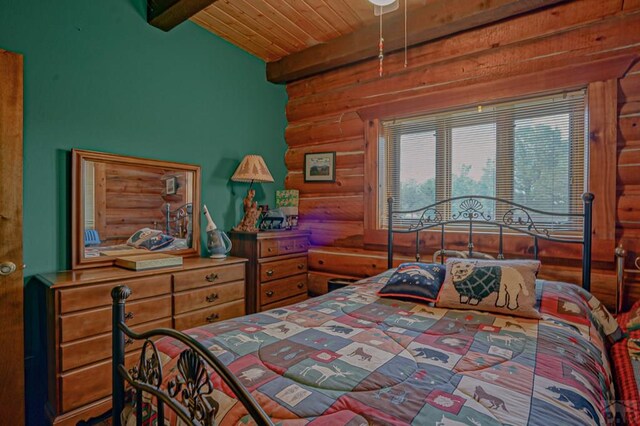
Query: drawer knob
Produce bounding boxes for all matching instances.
[205,273,219,282]
[284,246,291,250]
[125,338,134,346]
[266,290,274,297]
[297,282,305,289]
[268,247,274,252]
[266,269,274,277]
[206,293,219,303]
[297,263,305,270]
[206,313,219,323]
[124,312,134,322]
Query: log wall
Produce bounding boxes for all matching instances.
[95,163,165,242]
[284,0,640,307]
[618,61,640,296]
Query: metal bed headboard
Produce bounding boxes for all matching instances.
[163,202,192,238]
[387,193,594,292]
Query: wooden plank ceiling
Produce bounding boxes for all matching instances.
[191,0,430,63]
[189,0,569,82]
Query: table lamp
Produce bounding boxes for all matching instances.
[231,155,274,232]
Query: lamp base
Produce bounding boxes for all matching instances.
[209,254,228,259]
[234,188,262,233]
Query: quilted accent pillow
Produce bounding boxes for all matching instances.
[436,258,541,318]
[138,233,175,251]
[377,263,446,304]
[127,228,175,251]
[127,228,162,247]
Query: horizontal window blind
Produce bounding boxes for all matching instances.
[84,161,95,230]
[379,90,587,234]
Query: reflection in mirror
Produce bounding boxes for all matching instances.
[82,160,195,259]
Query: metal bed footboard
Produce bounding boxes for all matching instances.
[387,193,594,292]
[111,285,274,426]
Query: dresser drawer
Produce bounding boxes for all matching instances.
[278,237,309,256]
[173,263,245,292]
[260,256,307,282]
[60,318,172,372]
[262,293,309,311]
[173,299,245,331]
[59,275,172,314]
[173,280,245,315]
[60,295,171,343]
[59,351,140,413]
[260,238,309,258]
[260,274,307,305]
[259,239,280,258]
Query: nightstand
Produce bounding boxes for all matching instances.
[230,230,310,313]
[327,278,359,292]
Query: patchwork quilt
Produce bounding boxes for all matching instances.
[127,271,617,426]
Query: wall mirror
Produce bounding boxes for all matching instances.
[72,149,201,269]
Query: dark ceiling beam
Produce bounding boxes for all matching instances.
[266,0,568,84]
[147,0,219,31]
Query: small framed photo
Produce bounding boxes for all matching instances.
[304,152,336,182]
[165,176,177,195]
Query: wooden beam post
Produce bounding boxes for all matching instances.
[588,79,618,254]
[266,0,568,83]
[147,0,218,31]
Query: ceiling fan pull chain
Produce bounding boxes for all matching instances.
[379,13,384,77]
[404,0,408,68]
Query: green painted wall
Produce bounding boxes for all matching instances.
[0,1,287,424]
[0,0,288,277]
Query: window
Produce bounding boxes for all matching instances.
[378,90,587,232]
[83,161,95,230]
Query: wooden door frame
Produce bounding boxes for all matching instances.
[0,48,25,425]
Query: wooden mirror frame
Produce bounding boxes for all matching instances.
[71,149,201,270]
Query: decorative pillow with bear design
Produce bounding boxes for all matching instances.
[377,263,446,304]
[436,258,541,318]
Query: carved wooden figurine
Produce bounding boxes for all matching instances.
[234,189,262,232]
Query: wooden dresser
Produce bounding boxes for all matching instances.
[230,230,310,313]
[36,256,247,426]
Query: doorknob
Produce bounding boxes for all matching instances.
[0,262,17,276]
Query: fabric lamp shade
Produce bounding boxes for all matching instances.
[231,155,274,183]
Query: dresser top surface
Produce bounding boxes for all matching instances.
[37,256,247,288]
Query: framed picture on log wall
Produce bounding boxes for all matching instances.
[165,176,177,195]
[304,152,336,182]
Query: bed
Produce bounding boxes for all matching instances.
[110,193,621,426]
